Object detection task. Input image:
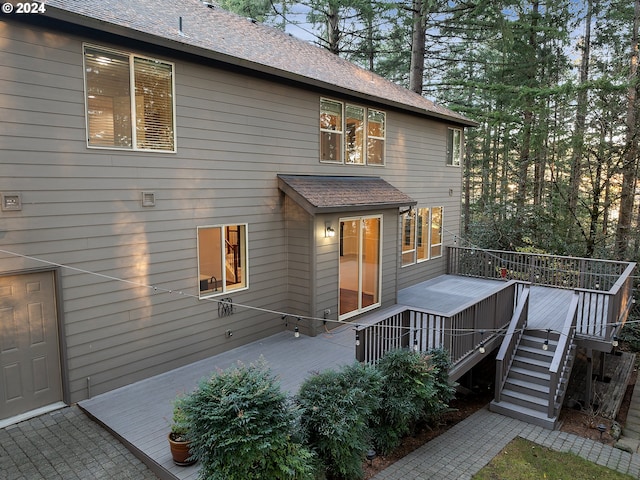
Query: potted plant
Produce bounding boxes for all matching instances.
[168,396,197,466]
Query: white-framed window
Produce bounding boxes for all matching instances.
[320,98,343,162]
[320,98,386,166]
[401,209,416,266]
[430,207,443,258]
[83,44,176,152]
[346,104,365,164]
[198,224,248,297]
[367,109,385,165]
[446,128,462,166]
[401,206,443,266]
[416,207,430,261]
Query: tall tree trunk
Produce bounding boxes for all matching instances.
[515,0,539,224]
[568,0,592,221]
[327,2,340,54]
[409,0,427,94]
[366,16,374,71]
[615,0,639,260]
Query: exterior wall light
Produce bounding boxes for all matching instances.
[325,222,335,237]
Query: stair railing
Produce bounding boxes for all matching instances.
[494,287,530,403]
[547,292,579,419]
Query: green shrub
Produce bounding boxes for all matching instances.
[181,359,315,480]
[373,347,456,455]
[296,362,382,480]
[373,348,435,453]
[425,347,456,420]
[169,394,189,441]
[619,321,640,352]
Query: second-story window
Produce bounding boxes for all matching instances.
[367,109,385,165]
[84,45,176,152]
[320,99,343,162]
[447,128,462,166]
[320,98,386,166]
[346,105,365,164]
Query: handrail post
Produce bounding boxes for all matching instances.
[355,327,365,362]
[402,310,411,349]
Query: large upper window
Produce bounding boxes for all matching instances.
[320,98,386,165]
[198,224,248,297]
[446,128,462,166]
[401,207,443,266]
[84,45,176,152]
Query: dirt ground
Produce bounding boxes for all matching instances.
[559,367,636,443]
[363,356,637,479]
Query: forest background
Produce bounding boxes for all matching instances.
[220,0,639,274]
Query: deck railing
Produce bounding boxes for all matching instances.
[494,288,530,403]
[448,247,635,340]
[355,281,516,366]
[548,293,579,418]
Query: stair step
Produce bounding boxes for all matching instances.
[513,355,552,373]
[518,345,556,362]
[501,388,548,412]
[505,378,549,398]
[490,399,557,429]
[510,366,551,385]
[522,330,560,341]
[520,334,558,351]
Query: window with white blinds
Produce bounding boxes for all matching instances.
[84,45,175,152]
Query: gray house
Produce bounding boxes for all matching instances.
[0,0,475,425]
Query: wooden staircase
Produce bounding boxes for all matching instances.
[490,290,579,429]
[491,330,575,429]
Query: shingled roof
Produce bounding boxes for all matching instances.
[278,175,416,214]
[41,0,474,126]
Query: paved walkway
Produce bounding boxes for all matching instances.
[3,403,640,480]
[0,406,159,480]
[372,405,640,479]
[617,379,640,454]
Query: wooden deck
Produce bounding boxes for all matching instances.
[78,275,581,479]
[398,275,509,315]
[398,275,573,333]
[79,325,356,480]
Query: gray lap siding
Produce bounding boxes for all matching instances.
[0,18,461,402]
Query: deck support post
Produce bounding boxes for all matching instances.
[585,348,593,406]
[597,351,606,380]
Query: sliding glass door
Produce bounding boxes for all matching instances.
[339,215,381,319]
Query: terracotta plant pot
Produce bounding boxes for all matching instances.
[168,433,196,466]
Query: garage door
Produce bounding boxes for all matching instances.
[0,271,62,421]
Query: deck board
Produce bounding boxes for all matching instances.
[527,286,575,331]
[398,275,507,314]
[80,326,356,480]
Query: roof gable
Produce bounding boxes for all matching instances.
[42,0,475,126]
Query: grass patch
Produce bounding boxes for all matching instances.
[473,437,634,480]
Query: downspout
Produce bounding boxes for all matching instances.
[309,215,318,335]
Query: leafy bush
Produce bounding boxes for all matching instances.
[619,321,640,351]
[169,395,189,441]
[373,349,434,453]
[372,347,456,455]
[425,347,456,420]
[297,362,382,480]
[180,359,315,480]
